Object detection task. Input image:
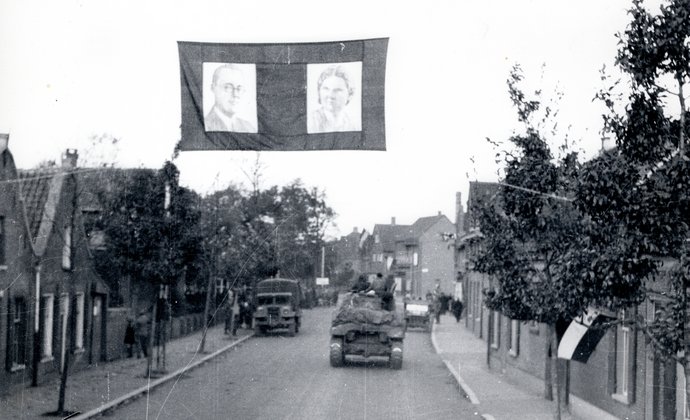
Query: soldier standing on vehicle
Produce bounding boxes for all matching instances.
[351,274,370,292]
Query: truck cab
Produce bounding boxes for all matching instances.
[252,278,302,336]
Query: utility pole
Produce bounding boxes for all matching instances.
[321,246,325,278]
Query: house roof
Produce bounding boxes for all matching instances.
[18,168,66,255]
[410,214,450,238]
[464,181,501,232]
[371,213,453,249]
[372,223,413,251]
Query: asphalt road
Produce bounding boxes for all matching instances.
[107,306,479,420]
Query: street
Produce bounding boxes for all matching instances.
[108,306,479,420]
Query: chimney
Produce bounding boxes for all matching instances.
[0,133,8,154]
[456,192,465,235]
[352,227,358,233]
[438,211,442,216]
[61,149,78,168]
[391,217,396,225]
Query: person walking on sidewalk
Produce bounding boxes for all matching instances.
[124,316,136,358]
[224,289,241,336]
[451,299,464,322]
[134,310,150,358]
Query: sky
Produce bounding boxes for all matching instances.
[0,0,656,238]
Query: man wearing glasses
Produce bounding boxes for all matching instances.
[205,64,257,133]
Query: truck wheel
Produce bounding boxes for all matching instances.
[330,338,344,367]
[254,325,264,337]
[390,342,403,370]
[287,322,296,337]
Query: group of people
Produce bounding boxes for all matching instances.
[222,287,253,336]
[426,285,464,324]
[351,273,396,311]
[124,310,152,359]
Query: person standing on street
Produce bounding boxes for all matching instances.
[134,310,150,358]
[224,290,235,335]
[124,316,136,358]
[451,299,464,323]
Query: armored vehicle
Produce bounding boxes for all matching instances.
[329,292,405,369]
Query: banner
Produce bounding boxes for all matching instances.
[178,38,388,151]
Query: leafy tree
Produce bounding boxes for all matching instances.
[474,66,587,419]
[576,0,690,409]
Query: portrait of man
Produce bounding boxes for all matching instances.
[307,62,362,134]
[203,63,258,133]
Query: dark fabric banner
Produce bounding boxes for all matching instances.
[178,38,388,151]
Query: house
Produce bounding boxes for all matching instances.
[0,142,110,394]
[329,227,365,288]
[456,181,499,339]
[364,213,455,297]
[454,182,683,420]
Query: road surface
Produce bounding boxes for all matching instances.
[108,306,478,420]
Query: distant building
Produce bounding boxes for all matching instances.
[361,214,455,297]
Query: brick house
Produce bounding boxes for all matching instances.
[364,214,455,297]
[455,182,686,420]
[0,143,109,394]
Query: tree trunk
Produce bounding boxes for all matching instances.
[550,323,561,420]
[146,301,157,376]
[57,290,75,415]
[199,275,213,353]
[487,311,492,368]
[677,72,685,154]
[544,325,553,401]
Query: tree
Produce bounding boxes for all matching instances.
[100,162,202,371]
[576,0,690,410]
[474,66,588,420]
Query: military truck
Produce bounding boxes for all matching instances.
[253,278,302,336]
[329,292,405,369]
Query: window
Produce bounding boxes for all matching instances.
[413,252,418,266]
[611,309,636,404]
[490,311,500,349]
[74,293,84,350]
[62,224,72,270]
[0,216,5,266]
[9,297,27,369]
[41,294,54,359]
[215,279,226,295]
[509,319,520,356]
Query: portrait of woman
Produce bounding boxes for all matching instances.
[307,62,362,133]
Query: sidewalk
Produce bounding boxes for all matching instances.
[431,314,577,420]
[0,324,252,420]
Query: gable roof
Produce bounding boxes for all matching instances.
[464,181,500,232]
[18,168,67,256]
[410,214,451,237]
[372,223,413,252]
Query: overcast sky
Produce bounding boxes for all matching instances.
[0,0,656,238]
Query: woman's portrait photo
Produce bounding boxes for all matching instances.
[307,62,362,134]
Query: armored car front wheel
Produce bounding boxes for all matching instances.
[329,337,344,367]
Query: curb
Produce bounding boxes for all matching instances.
[431,321,480,405]
[71,333,253,419]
